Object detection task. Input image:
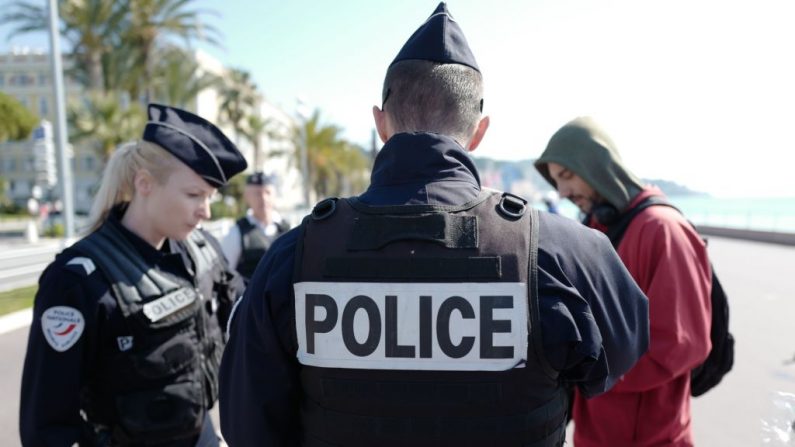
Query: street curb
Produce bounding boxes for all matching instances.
[0,308,32,335]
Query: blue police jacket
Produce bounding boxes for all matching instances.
[219,132,650,446]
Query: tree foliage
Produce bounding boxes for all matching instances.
[218,68,259,144]
[1,0,127,90]
[148,46,220,109]
[0,92,38,142]
[0,0,219,97]
[67,92,146,160]
[293,110,371,198]
[1,0,373,202]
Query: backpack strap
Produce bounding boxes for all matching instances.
[605,196,679,247]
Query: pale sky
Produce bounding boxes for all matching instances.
[3,0,794,197]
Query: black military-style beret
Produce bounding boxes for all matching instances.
[246,171,274,186]
[143,103,248,187]
[389,2,479,72]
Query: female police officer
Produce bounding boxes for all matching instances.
[20,104,246,446]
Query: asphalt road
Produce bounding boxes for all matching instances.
[2,236,794,446]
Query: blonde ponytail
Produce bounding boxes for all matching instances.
[86,140,178,233]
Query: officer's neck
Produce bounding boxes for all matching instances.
[250,208,272,226]
[120,201,167,250]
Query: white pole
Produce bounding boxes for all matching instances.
[46,0,75,239]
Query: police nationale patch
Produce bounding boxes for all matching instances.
[294,282,529,371]
[41,306,85,352]
[142,289,196,323]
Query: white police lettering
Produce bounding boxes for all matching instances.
[142,289,196,322]
[294,282,528,371]
[41,306,85,352]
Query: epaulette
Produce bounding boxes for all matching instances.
[64,256,97,277]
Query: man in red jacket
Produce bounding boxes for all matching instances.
[535,116,712,447]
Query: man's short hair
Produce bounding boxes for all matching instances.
[382,60,483,145]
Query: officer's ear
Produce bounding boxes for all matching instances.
[466,116,490,152]
[372,105,390,143]
[134,169,155,197]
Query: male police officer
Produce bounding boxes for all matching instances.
[221,172,290,281]
[219,4,650,446]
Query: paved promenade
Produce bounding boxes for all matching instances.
[1,236,793,446]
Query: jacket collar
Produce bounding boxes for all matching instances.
[107,206,175,265]
[369,132,480,189]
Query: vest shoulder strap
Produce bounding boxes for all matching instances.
[73,223,183,316]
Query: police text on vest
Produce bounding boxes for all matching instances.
[294,282,528,371]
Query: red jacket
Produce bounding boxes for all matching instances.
[574,187,712,447]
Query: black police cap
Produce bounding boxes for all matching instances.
[143,103,247,188]
[389,2,479,72]
[246,171,274,186]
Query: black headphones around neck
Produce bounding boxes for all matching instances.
[589,202,621,226]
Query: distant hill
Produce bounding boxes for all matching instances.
[641,178,708,197]
[471,156,706,199]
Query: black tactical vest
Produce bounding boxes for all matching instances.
[73,221,228,445]
[236,217,288,280]
[293,190,568,447]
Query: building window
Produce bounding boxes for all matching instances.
[39,97,48,116]
[38,73,47,85]
[84,155,95,171]
[0,73,4,87]
[9,180,15,193]
[6,159,16,171]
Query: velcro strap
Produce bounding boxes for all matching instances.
[302,387,567,440]
[347,214,477,251]
[323,257,501,280]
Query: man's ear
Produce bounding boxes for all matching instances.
[466,116,490,152]
[372,105,390,143]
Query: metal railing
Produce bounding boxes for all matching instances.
[0,242,62,293]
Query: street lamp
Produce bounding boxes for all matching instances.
[47,0,75,240]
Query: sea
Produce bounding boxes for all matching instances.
[543,196,795,234]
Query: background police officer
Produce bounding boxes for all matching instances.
[20,104,246,447]
[219,3,650,446]
[221,172,290,282]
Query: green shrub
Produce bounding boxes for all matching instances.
[0,285,37,315]
[43,222,65,238]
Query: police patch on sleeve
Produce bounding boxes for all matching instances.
[294,282,528,371]
[41,306,85,352]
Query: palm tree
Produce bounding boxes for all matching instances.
[1,0,127,91]
[292,110,354,199]
[149,46,220,110]
[123,0,221,102]
[291,110,372,199]
[334,142,370,196]
[218,68,259,147]
[0,92,39,142]
[241,115,271,172]
[68,92,146,160]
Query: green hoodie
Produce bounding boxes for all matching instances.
[535,117,644,211]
